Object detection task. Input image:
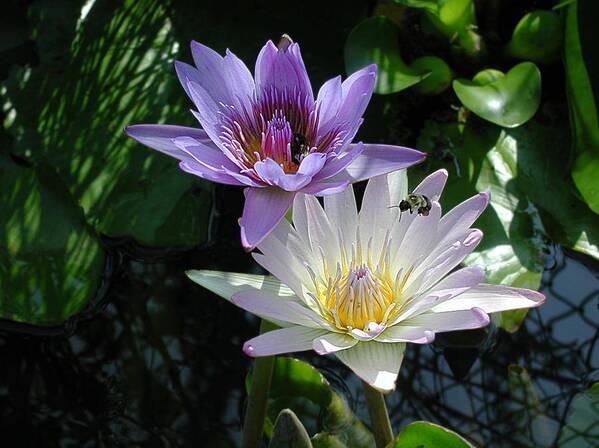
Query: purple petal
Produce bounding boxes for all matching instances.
[438,192,490,243]
[178,160,246,186]
[172,136,240,172]
[255,40,313,102]
[316,75,342,131]
[223,49,256,111]
[124,124,214,158]
[242,326,327,357]
[297,152,327,177]
[320,65,376,138]
[190,40,232,105]
[239,187,296,249]
[330,143,426,183]
[300,179,350,196]
[174,61,203,104]
[313,143,365,181]
[253,159,311,191]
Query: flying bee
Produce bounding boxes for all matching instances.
[390,193,432,221]
[291,132,310,164]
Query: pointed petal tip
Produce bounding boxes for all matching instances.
[423,330,435,344]
[471,307,491,326]
[243,341,257,357]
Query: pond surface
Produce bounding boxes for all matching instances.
[1,185,597,448]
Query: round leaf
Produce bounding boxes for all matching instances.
[453,62,541,127]
[506,10,563,63]
[344,16,429,94]
[411,56,453,95]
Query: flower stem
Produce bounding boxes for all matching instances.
[362,381,394,448]
[242,319,276,448]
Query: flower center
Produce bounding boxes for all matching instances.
[324,263,394,330]
[218,87,345,174]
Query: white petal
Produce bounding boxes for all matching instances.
[432,284,545,314]
[387,169,408,210]
[324,184,358,256]
[303,195,340,275]
[395,266,485,321]
[404,229,483,296]
[186,270,295,300]
[413,169,448,201]
[358,174,393,258]
[406,308,490,332]
[437,192,490,246]
[312,332,357,354]
[253,253,305,300]
[392,202,441,274]
[232,290,333,330]
[376,326,435,344]
[334,342,405,393]
[243,326,328,357]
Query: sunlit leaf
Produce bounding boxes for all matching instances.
[453,63,541,128]
[389,421,475,447]
[2,0,211,247]
[410,56,453,95]
[0,155,104,326]
[572,151,599,215]
[344,16,428,95]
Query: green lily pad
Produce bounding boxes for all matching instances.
[2,0,211,247]
[344,16,429,94]
[0,156,104,326]
[411,56,453,95]
[269,409,313,448]
[453,62,542,128]
[559,383,599,447]
[506,10,563,63]
[389,421,475,447]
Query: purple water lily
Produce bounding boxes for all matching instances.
[125,36,425,249]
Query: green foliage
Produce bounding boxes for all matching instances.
[453,63,542,128]
[248,357,374,447]
[269,409,313,448]
[344,16,429,95]
[0,155,104,326]
[506,10,563,63]
[565,0,599,215]
[410,56,453,95]
[387,421,475,447]
[2,0,212,248]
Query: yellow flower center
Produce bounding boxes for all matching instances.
[307,234,411,333]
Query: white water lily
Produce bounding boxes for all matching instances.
[187,169,545,392]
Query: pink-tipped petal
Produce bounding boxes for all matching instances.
[413,169,448,202]
[242,326,327,357]
[300,180,351,196]
[239,187,296,249]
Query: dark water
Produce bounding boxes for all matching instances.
[1,185,598,448]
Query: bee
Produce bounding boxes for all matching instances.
[390,193,432,220]
[291,133,310,164]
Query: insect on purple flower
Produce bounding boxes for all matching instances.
[125,35,426,249]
